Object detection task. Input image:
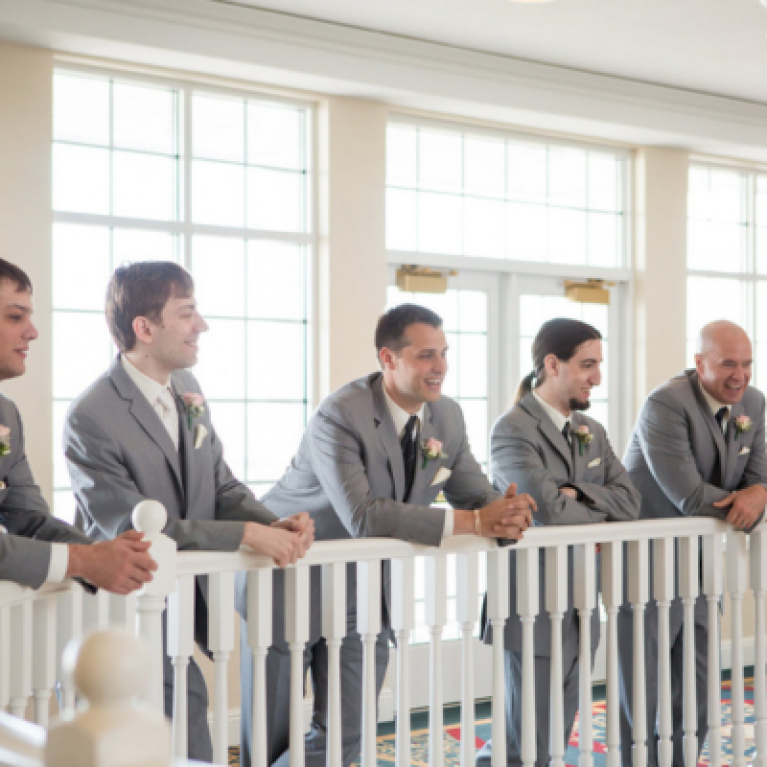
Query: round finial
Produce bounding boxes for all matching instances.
[132,500,167,534]
[64,631,148,707]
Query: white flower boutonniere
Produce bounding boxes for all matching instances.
[421,437,449,469]
[0,425,10,457]
[181,393,205,430]
[735,414,753,440]
[573,424,594,457]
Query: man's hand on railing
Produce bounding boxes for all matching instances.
[714,484,767,531]
[65,531,157,595]
[271,512,315,549]
[242,521,306,567]
[454,483,535,539]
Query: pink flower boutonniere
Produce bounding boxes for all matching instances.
[421,437,449,469]
[0,425,10,457]
[574,424,594,456]
[735,414,753,440]
[181,393,205,430]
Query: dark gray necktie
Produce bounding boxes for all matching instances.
[562,421,572,446]
[401,415,418,502]
[715,407,728,432]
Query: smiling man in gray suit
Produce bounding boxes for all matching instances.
[619,320,767,766]
[238,303,534,767]
[0,258,156,594]
[477,318,640,767]
[63,261,313,761]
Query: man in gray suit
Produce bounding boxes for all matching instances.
[64,261,313,760]
[0,258,156,593]
[238,303,534,767]
[619,320,767,766]
[477,318,640,767]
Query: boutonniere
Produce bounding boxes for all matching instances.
[421,437,449,469]
[734,414,752,440]
[181,393,205,430]
[0,425,10,457]
[573,424,594,456]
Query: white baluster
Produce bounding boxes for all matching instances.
[167,574,194,760]
[546,546,567,767]
[654,537,675,767]
[247,568,273,767]
[209,572,235,765]
[727,531,748,767]
[0,606,10,712]
[425,553,447,767]
[321,562,346,767]
[286,565,310,767]
[703,533,724,767]
[601,541,623,767]
[515,549,537,767]
[574,543,596,767]
[679,535,700,766]
[751,528,767,767]
[133,500,177,715]
[9,602,31,718]
[356,561,381,767]
[108,593,138,630]
[390,557,415,767]
[627,539,648,767]
[55,588,83,716]
[81,590,110,632]
[456,551,479,767]
[31,596,56,726]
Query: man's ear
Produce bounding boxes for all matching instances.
[379,346,396,371]
[543,352,559,378]
[694,353,704,376]
[132,316,154,346]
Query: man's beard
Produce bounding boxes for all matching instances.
[568,397,591,412]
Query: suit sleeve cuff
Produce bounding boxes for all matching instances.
[46,544,69,584]
[442,509,454,538]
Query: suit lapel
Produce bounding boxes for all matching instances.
[689,373,727,484]
[171,384,191,512]
[409,405,441,501]
[521,394,573,477]
[372,377,406,501]
[723,400,744,488]
[570,413,588,480]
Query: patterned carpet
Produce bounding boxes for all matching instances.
[228,678,758,766]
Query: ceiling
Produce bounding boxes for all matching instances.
[218,0,767,105]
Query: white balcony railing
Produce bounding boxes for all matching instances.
[0,506,766,767]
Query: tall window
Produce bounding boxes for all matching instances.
[687,164,766,390]
[52,69,312,521]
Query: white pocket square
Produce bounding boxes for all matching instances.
[739,446,751,456]
[430,467,452,486]
[587,457,602,468]
[194,424,208,449]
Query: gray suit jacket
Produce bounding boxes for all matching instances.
[485,393,641,656]
[0,395,92,589]
[624,369,767,522]
[64,357,277,552]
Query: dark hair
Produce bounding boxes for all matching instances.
[515,318,602,404]
[106,261,194,352]
[0,259,33,293]
[374,304,443,361]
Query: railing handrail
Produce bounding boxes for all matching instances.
[0,580,75,610]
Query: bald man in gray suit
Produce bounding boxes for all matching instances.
[619,321,767,766]
[237,304,534,767]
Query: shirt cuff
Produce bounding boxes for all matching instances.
[46,544,69,584]
[442,509,455,538]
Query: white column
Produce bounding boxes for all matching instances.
[601,541,623,767]
[546,546,567,767]
[488,547,511,767]
[627,540,649,767]
[356,561,381,767]
[0,606,10,711]
[55,588,83,716]
[81,590,110,634]
[516,549,538,767]
[9,602,32,718]
[727,532,748,767]
[456,551,479,767]
[390,557,415,767]
[31,595,57,727]
[286,566,310,767]
[208,572,235,765]
[247,568,273,767]
[425,553,447,767]
[653,537,675,767]
[752,528,767,767]
[574,543,596,767]
[703,533,724,767]
[167,574,195,760]
[108,593,138,630]
[679,535,700,766]
[321,562,347,767]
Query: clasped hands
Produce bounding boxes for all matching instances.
[714,484,767,531]
[243,513,316,567]
[470,482,535,540]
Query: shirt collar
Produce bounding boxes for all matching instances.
[698,381,731,421]
[533,390,570,433]
[121,355,172,409]
[382,383,424,440]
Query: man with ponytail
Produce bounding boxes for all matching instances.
[476,317,640,767]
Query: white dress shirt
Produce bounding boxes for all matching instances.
[699,384,731,432]
[121,356,179,448]
[533,390,571,435]
[382,386,454,538]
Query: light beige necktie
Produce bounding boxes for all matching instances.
[156,387,179,449]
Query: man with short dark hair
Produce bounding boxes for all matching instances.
[0,258,156,593]
[64,260,314,760]
[237,302,534,767]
